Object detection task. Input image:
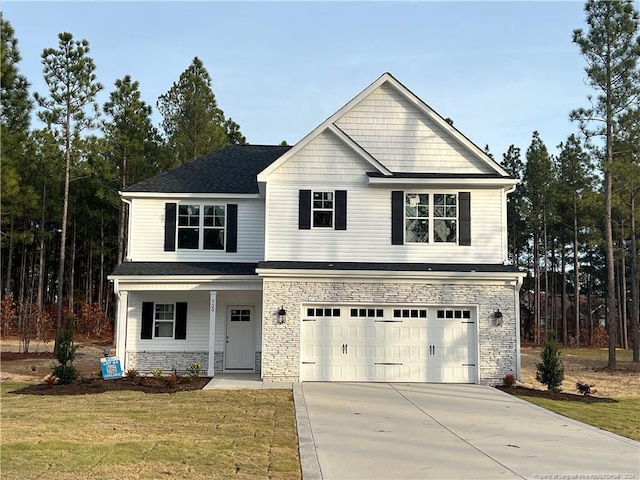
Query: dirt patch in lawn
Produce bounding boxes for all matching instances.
[1,338,110,382]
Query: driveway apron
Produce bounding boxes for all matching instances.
[294,383,639,480]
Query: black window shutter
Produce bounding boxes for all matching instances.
[141,302,154,339]
[164,203,177,251]
[226,204,238,252]
[335,190,347,230]
[175,302,188,340]
[391,191,404,245]
[459,192,471,246]
[299,190,311,230]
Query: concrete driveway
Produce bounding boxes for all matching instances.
[294,383,639,480]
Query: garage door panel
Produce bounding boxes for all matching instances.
[301,306,477,383]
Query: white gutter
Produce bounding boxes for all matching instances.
[368,177,520,188]
[256,267,526,282]
[121,192,263,200]
[107,274,261,283]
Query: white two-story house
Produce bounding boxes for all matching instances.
[109,72,525,385]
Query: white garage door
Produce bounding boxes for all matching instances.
[300,306,477,383]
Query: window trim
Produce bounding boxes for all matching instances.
[177,203,227,251]
[312,191,334,228]
[153,303,175,338]
[405,192,459,244]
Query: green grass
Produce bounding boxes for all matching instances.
[0,382,301,480]
[559,347,634,362]
[515,395,640,442]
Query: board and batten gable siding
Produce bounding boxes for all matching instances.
[335,83,495,174]
[128,197,265,262]
[265,183,505,263]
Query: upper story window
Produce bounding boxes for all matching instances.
[313,192,334,227]
[405,193,457,243]
[299,190,347,230]
[178,204,225,250]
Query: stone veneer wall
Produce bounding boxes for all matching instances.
[127,351,209,375]
[261,280,518,385]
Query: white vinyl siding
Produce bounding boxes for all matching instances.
[128,197,264,262]
[267,130,371,184]
[126,290,262,355]
[266,184,504,264]
[127,291,209,351]
[335,83,495,174]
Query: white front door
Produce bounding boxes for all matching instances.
[225,307,255,370]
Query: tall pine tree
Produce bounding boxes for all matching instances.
[103,75,163,265]
[571,0,640,366]
[157,57,241,165]
[33,32,103,332]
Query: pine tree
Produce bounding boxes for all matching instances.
[572,0,640,367]
[524,132,554,343]
[33,32,103,332]
[1,16,34,297]
[555,135,595,347]
[501,145,527,268]
[536,329,565,393]
[157,57,241,165]
[103,75,162,265]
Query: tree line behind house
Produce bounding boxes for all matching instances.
[0,1,638,365]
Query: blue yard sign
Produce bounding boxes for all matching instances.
[100,357,122,379]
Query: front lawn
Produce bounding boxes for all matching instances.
[513,394,640,442]
[0,382,301,480]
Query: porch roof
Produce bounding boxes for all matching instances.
[110,262,258,277]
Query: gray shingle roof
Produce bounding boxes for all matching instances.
[111,262,258,276]
[256,261,521,273]
[124,145,291,194]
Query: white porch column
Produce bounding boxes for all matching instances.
[207,290,218,376]
[115,288,129,371]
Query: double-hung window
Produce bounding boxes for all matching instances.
[154,304,174,338]
[177,204,225,250]
[313,192,334,227]
[405,193,458,243]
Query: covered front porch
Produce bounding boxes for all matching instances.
[109,262,264,377]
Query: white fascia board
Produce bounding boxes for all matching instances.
[382,75,512,177]
[256,268,526,283]
[368,177,520,188]
[257,73,394,182]
[121,192,263,200]
[327,125,392,176]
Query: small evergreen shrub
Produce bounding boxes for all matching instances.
[151,367,164,378]
[536,329,564,393]
[52,316,78,385]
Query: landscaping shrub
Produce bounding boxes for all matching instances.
[536,329,564,393]
[52,315,78,385]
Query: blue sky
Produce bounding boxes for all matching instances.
[4,1,592,159]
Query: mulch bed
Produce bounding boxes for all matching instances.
[10,376,211,396]
[495,385,618,404]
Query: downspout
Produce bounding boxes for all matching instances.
[121,196,133,261]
